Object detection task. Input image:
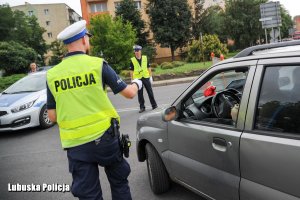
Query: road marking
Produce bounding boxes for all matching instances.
[116,104,170,113]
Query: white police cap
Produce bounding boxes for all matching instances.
[57,20,88,44]
[133,45,142,51]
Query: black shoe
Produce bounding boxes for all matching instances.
[139,108,145,113]
[152,105,158,110]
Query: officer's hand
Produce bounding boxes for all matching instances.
[150,76,153,84]
[131,79,142,90]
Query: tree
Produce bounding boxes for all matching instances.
[0,6,47,64]
[26,15,47,63]
[193,3,225,41]
[280,6,293,39]
[0,41,37,75]
[13,11,47,64]
[115,0,148,46]
[146,0,192,61]
[48,40,67,65]
[90,14,136,72]
[0,4,15,41]
[223,0,268,49]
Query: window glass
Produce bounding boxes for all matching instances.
[46,21,50,26]
[90,3,107,13]
[255,66,300,134]
[47,32,52,38]
[182,68,248,126]
[5,73,46,94]
[28,11,34,16]
[135,1,142,9]
[44,9,49,15]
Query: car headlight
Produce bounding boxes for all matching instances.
[11,100,36,113]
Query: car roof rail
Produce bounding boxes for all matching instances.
[234,40,300,58]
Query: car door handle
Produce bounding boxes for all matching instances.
[212,137,227,152]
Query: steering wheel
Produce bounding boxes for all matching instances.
[211,90,240,118]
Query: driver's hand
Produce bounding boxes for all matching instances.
[231,104,239,122]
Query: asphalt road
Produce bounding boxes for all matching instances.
[0,83,204,200]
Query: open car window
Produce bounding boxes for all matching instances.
[182,68,248,127]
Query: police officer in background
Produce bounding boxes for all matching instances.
[130,45,157,113]
[46,20,142,200]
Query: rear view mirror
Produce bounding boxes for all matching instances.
[162,106,177,122]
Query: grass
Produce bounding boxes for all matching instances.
[152,51,240,76]
[153,61,212,75]
[226,51,240,58]
[0,74,26,92]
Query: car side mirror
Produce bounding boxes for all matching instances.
[162,106,177,122]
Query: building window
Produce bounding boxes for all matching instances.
[44,9,49,15]
[47,32,52,38]
[135,1,142,10]
[114,2,121,10]
[90,2,108,13]
[28,10,34,16]
[46,21,50,26]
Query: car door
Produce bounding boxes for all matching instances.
[167,61,256,200]
[240,58,300,200]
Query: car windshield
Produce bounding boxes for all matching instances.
[4,73,46,94]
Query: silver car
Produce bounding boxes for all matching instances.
[0,71,54,131]
[136,41,300,200]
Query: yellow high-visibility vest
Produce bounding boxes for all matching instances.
[131,56,150,79]
[47,54,120,148]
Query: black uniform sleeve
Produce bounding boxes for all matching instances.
[46,83,56,109]
[102,62,127,95]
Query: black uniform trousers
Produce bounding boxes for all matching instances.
[138,77,157,109]
[67,127,132,200]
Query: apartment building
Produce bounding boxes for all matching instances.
[12,2,82,44]
[295,16,300,31]
[80,0,225,62]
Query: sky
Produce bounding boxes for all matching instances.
[0,0,299,18]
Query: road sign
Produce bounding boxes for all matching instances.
[270,29,280,38]
[260,1,282,29]
[259,17,272,22]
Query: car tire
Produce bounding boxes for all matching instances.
[39,105,54,129]
[145,143,170,194]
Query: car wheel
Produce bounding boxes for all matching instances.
[145,143,170,194]
[39,105,54,129]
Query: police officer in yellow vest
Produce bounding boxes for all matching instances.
[46,20,142,200]
[130,45,157,113]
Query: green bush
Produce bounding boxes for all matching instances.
[186,34,228,62]
[150,63,159,68]
[0,41,37,75]
[186,40,201,62]
[160,61,185,69]
[172,61,185,67]
[0,74,26,92]
[120,70,131,77]
[161,62,174,69]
